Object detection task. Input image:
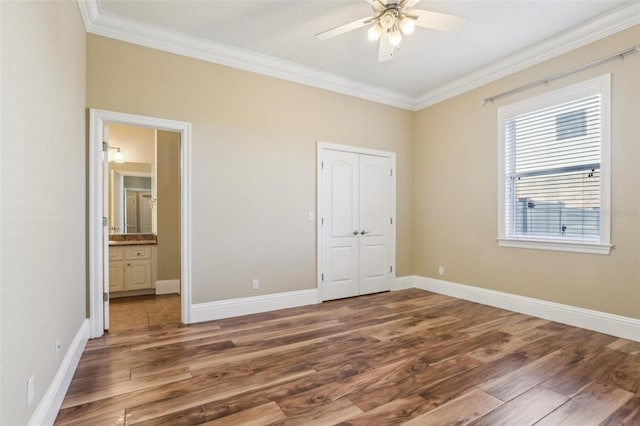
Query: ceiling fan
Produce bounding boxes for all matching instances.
[315,0,468,62]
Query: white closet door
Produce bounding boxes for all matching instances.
[321,150,360,301]
[359,154,393,295]
[320,148,394,301]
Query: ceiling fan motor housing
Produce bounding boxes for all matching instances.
[379,10,398,29]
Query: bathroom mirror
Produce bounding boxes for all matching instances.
[107,124,157,235]
[109,168,155,234]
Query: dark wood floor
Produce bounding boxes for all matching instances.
[55,289,640,425]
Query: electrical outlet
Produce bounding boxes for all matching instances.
[252,279,259,290]
[27,375,34,407]
[56,338,62,363]
[438,266,445,276]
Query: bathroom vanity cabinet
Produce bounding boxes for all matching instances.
[109,244,157,293]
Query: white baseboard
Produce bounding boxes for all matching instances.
[415,276,640,342]
[190,289,319,323]
[393,275,416,291]
[28,319,90,426]
[156,279,180,295]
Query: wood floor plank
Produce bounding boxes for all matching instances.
[338,395,433,426]
[601,393,640,425]
[125,363,315,424]
[470,385,567,426]
[604,353,640,393]
[349,354,482,412]
[536,381,633,425]
[607,339,640,355]
[274,397,363,426]
[56,409,125,426]
[400,389,502,426]
[202,401,286,426]
[540,347,628,397]
[276,359,407,417]
[60,368,192,408]
[132,405,208,426]
[55,289,640,426]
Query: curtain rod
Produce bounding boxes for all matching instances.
[482,44,640,106]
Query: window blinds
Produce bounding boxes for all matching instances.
[504,94,601,241]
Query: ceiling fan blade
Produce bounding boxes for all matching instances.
[409,9,468,32]
[399,0,422,8]
[365,0,386,12]
[315,16,375,41]
[378,31,395,62]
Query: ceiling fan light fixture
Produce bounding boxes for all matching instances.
[367,23,382,41]
[399,16,417,35]
[388,25,402,47]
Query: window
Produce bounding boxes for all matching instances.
[497,74,612,254]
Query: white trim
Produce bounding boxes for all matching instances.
[76,1,639,111]
[414,2,640,110]
[414,276,640,342]
[190,289,319,323]
[156,279,181,295]
[497,238,612,255]
[393,275,416,291]
[89,109,192,338]
[316,142,397,302]
[27,320,90,426]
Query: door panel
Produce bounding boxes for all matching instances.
[322,150,359,301]
[359,154,393,295]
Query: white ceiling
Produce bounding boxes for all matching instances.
[82,1,639,110]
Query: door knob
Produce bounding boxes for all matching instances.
[360,230,369,235]
[353,230,359,236]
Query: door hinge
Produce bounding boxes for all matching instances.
[321,217,324,225]
[390,169,393,176]
[102,141,108,152]
[321,273,324,281]
[390,266,393,273]
[321,161,324,169]
[103,292,109,302]
[102,217,108,227]
[390,217,393,225]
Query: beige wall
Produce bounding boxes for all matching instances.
[0,1,87,424]
[157,130,181,281]
[87,35,414,303]
[413,26,640,319]
[108,123,155,164]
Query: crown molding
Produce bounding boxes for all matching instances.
[77,1,639,112]
[414,1,640,110]
[76,0,415,110]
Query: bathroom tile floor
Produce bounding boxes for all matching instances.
[109,294,181,332]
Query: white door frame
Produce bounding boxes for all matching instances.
[89,109,192,338]
[316,141,396,302]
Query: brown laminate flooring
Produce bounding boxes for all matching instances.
[109,294,181,332]
[56,289,640,425]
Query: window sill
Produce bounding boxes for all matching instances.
[497,238,613,255]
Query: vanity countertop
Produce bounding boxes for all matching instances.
[109,234,157,246]
[109,240,157,246]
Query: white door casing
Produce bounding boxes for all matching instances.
[89,109,192,338]
[318,142,396,302]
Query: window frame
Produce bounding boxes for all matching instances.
[497,74,612,255]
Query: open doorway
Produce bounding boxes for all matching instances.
[106,124,182,332]
[89,109,191,338]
